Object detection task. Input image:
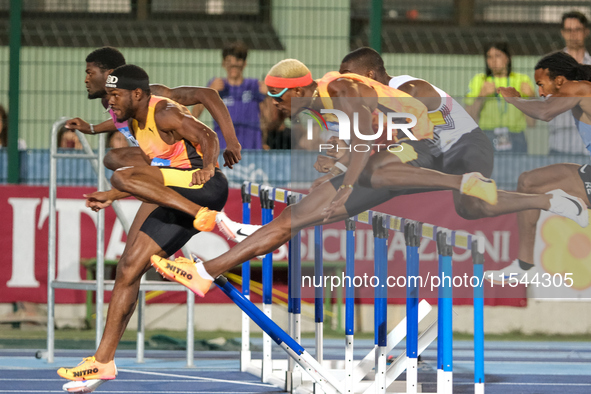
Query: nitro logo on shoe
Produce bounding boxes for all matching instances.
[73,368,99,377]
[166,262,193,280]
[586,181,591,195]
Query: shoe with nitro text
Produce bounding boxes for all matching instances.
[57,357,117,382]
[151,255,212,297]
[194,207,218,232]
[547,189,589,228]
[216,211,261,243]
[460,172,498,205]
[484,259,533,285]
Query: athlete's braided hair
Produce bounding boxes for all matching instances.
[535,51,591,82]
[86,47,126,71]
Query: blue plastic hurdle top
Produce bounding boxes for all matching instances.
[242,181,480,251]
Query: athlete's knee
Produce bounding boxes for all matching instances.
[103,150,124,171]
[115,255,145,286]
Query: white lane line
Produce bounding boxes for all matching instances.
[118,368,273,388]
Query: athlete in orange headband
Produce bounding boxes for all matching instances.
[151,59,504,297]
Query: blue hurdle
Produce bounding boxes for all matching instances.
[231,182,485,393]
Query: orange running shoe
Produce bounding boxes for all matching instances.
[151,255,212,297]
[460,172,498,205]
[57,357,117,381]
[194,207,218,232]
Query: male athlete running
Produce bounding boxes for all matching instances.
[486,51,591,281]
[57,65,229,389]
[151,58,507,297]
[65,46,241,170]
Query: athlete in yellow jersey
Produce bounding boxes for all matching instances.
[150,58,498,298]
[57,65,229,385]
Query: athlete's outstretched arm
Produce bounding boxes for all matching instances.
[65,118,117,134]
[499,86,581,121]
[150,84,241,168]
[154,101,220,185]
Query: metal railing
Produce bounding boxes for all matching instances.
[46,118,196,366]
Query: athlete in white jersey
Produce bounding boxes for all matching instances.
[389,75,478,152]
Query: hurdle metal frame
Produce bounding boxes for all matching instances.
[46,118,196,366]
[221,181,486,393]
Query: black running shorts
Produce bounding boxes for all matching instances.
[327,128,494,215]
[139,168,229,256]
[390,128,494,177]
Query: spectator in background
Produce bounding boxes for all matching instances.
[0,105,27,150]
[107,130,129,149]
[465,42,535,153]
[57,126,82,149]
[192,41,269,150]
[547,11,591,155]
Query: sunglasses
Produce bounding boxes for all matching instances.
[267,88,289,102]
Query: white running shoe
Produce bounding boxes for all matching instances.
[547,189,589,228]
[216,211,261,243]
[62,379,106,393]
[484,259,534,285]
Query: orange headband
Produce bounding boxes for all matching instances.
[264,72,313,88]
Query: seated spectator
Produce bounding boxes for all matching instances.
[191,41,269,150]
[107,131,129,149]
[57,126,82,149]
[465,42,535,153]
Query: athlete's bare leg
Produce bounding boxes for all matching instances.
[364,150,462,191]
[94,202,163,363]
[103,146,149,171]
[515,164,590,264]
[365,150,553,218]
[110,166,205,217]
[203,180,350,277]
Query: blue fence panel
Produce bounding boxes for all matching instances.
[0,149,589,189]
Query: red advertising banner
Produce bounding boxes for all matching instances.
[0,185,525,306]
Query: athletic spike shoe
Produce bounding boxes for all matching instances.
[216,211,261,243]
[151,255,212,297]
[547,189,589,228]
[460,172,498,205]
[484,259,533,285]
[62,379,106,393]
[57,357,117,381]
[194,207,218,232]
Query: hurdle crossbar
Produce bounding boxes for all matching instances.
[234,182,485,393]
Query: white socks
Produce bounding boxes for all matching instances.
[195,261,214,281]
